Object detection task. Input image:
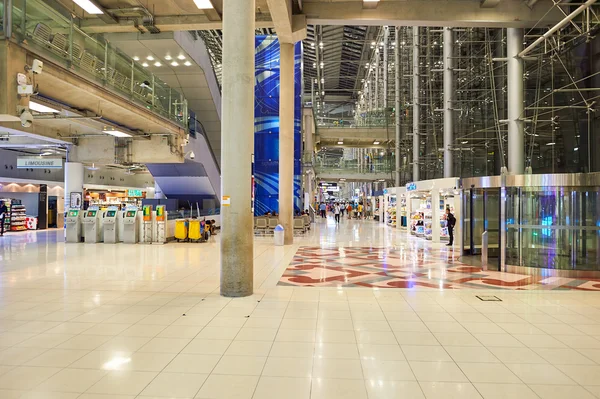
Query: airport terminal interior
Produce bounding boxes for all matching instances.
[1,0,600,398]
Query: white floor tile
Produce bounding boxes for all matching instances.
[409,361,468,382]
[365,380,425,399]
[418,381,482,399]
[194,374,258,399]
[529,384,598,399]
[212,355,267,376]
[140,372,207,397]
[312,358,363,379]
[310,378,368,399]
[262,357,313,378]
[473,383,539,399]
[252,376,311,399]
[35,368,106,393]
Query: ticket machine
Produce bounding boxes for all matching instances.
[142,205,153,243]
[83,208,101,243]
[122,207,139,244]
[153,205,167,244]
[103,207,120,243]
[65,208,83,243]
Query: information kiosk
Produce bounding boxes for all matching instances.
[142,205,153,243]
[123,207,139,244]
[103,207,120,243]
[153,205,167,244]
[83,208,102,243]
[65,208,83,243]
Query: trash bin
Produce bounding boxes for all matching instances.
[274,224,284,246]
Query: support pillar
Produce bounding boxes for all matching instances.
[220,0,255,297]
[64,162,84,209]
[279,42,295,245]
[443,27,454,178]
[412,26,420,182]
[395,27,401,186]
[383,26,389,109]
[507,28,525,175]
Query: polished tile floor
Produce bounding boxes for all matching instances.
[0,217,599,398]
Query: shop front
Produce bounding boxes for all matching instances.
[405,178,461,243]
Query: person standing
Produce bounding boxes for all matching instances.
[357,203,363,219]
[445,208,456,246]
[334,203,341,223]
[0,201,7,236]
[366,203,372,219]
[319,202,326,218]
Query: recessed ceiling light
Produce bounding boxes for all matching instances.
[165,55,172,60]
[193,0,214,9]
[177,54,186,60]
[146,55,154,61]
[373,141,380,145]
[133,56,140,61]
[546,142,556,146]
[73,0,103,14]
[337,141,343,145]
[142,62,149,67]
[171,61,179,67]
[184,61,192,66]
[461,141,468,144]
[103,129,132,138]
[154,61,162,67]
[29,101,59,114]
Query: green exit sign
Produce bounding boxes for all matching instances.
[127,189,143,197]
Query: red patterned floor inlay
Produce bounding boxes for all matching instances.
[278,246,600,290]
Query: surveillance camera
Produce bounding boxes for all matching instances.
[31,59,43,75]
[20,108,33,128]
[189,151,196,160]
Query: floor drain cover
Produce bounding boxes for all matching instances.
[476,295,502,301]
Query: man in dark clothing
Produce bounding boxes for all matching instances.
[0,201,7,236]
[446,208,456,246]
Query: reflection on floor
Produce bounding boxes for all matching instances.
[279,246,600,291]
[1,219,600,399]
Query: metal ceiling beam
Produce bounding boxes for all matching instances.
[266,0,307,42]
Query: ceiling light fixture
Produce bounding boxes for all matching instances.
[40,151,54,156]
[546,142,556,146]
[193,0,214,9]
[171,61,179,67]
[142,62,149,67]
[29,101,59,114]
[73,0,104,14]
[103,129,132,138]
[165,55,172,61]
[133,56,140,61]
[154,61,162,67]
[373,141,380,145]
[177,54,186,60]
[184,61,192,66]
[146,55,154,61]
[337,141,344,145]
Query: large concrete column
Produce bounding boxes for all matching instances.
[279,42,295,245]
[64,162,84,209]
[507,28,525,175]
[443,27,454,178]
[412,26,420,182]
[220,0,255,297]
[395,27,401,186]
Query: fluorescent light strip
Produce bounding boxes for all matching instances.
[73,0,104,14]
[193,0,214,9]
[29,101,59,114]
[103,129,132,138]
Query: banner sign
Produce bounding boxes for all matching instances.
[17,157,62,169]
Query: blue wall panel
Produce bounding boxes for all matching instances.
[254,36,302,216]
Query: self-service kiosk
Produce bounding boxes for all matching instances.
[123,207,139,244]
[103,207,120,243]
[83,208,102,243]
[65,208,83,243]
[142,205,153,243]
[153,205,167,244]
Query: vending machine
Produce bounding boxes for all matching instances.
[82,208,101,243]
[122,207,139,244]
[153,205,167,244]
[65,208,83,243]
[103,206,121,243]
[142,205,153,243]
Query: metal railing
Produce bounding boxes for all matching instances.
[9,0,188,128]
[314,158,394,175]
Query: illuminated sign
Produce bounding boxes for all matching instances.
[127,189,143,197]
[17,157,62,169]
[406,182,417,191]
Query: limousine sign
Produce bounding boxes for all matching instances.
[16,157,63,169]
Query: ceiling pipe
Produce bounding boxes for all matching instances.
[519,0,597,57]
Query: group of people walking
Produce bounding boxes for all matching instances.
[318,201,372,223]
